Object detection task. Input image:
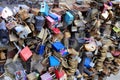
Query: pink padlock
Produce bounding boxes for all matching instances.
[52,13,61,22]
[40,72,53,80]
[46,16,56,29]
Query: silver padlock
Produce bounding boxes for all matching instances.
[15,24,31,39]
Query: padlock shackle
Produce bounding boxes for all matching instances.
[13,42,21,50]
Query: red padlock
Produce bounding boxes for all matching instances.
[52,28,61,34]
[55,70,65,79]
[20,46,33,61]
[13,42,33,62]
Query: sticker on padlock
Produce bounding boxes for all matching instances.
[89,57,97,68]
[113,26,120,33]
[115,21,120,28]
[14,24,24,33]
[77,57,82,63]
[6,21,17,30]
[14,70,27,80]
[60,49,69,57]
[101,11,109,19]
[89,62,95,68]
[71,26,78,32]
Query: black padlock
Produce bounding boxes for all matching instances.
[35,15,45,32]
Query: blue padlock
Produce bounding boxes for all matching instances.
[84,57,92,69]
[48,13,58,21]
[52,41,65,52]
[38,45,45,56]
[49,56,60,67]
[40,2,49,16]
[64,11,74,25]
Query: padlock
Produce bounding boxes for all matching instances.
[1,7,13,19]
[20,46,33,62]
[111,50,120,57]
[37,44,45,56]
[27,72,39,80]
[64,11,74,26]
[49,56,60,67]
[52,13,61,22]
[40,2,49,16]
[14,23,31,39]
[112,26,120,33]
[84,57,92,69]
[14,70,27,80]
[40,72,54,80]
[26,13,35,23]
[14,24,24,34]
[52,8,65,15]
[113,21,120,33]
[33,62,44,73]
[0,51,6,60]
[52,28,61,34]
[37,28,48,55]
[84,41,96,52]
[48,13,58,21]
[118,43,120,50]
[0,30,9,45]
[31,8,40,16]
[18,8,30,20]
[74,20,85,27]
[52,41,65,52]
[73,3,90,11]
[6,21,17,30]
[13,42,33,62]
[53,0,59,8]
[46,16,56,29]
[9,32,18,42]
[83,67,94,77]
[35,16,45,32]
[84,57,96,69]
[0,20,7,30]
[37,28,48,39]
[55,69,65,79]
